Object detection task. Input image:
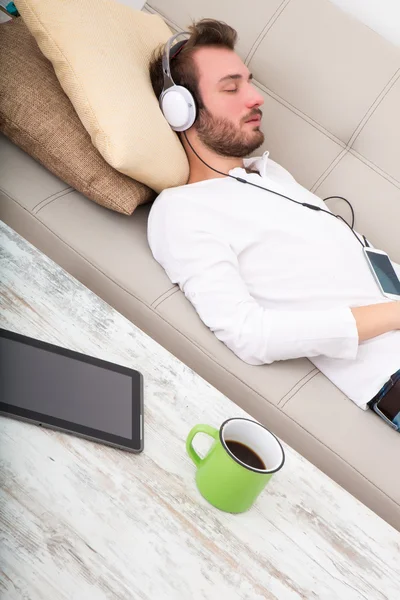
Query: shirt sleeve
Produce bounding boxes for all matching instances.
[148,201,360,365]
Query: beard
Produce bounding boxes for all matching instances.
[195,107,265,158]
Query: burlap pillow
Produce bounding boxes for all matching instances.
[15,0,189,192]
[0,19,156,215]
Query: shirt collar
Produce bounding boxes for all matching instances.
[228,150,270,178]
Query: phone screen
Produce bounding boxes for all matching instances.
[365,250,400,295]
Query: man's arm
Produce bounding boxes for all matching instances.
[149,207,357,364]
[351,303,400,342]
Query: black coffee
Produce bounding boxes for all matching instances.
[225,440,266,470]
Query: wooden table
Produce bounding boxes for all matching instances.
[1,220,399,600]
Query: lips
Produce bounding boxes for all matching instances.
[245,113,262,124]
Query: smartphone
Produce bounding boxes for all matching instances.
[363,247,400,301]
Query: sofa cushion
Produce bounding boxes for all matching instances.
[0,18,155,215]
[15,0,189,192]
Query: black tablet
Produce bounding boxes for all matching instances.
[0,328,143,453]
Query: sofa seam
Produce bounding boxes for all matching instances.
[310,148,348,193]
[348,148,400,188]
[151,285,178,308]
[280,371,321,409]
[152,286,179,309]
[278,368,319,407]
[310,69,400,192]
[311,144,400,194]
[35,190,77,215]
[33,188,74,213]
[311,148,400,195]
[244,0,292,65]
[0,184,74,215]
[345,67,400,150]
[2,192,398,509]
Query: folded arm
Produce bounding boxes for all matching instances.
[152,223,360,365]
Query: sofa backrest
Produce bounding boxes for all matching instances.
[144,0,400,262]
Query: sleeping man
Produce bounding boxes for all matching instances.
[147,19,400,430]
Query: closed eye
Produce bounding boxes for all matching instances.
[225,89,238,93]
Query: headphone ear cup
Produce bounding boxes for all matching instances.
[160,85,197,132]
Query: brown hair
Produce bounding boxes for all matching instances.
[149,19,238,111]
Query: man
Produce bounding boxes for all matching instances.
[147,19,400,428]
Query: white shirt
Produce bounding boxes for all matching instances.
[147,152,400,409]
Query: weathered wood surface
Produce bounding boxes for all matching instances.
[1,221,399,600]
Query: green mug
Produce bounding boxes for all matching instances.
[186,417,285,513]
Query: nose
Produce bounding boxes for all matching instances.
[246,83,264,109]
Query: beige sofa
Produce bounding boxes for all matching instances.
[0,0,399,530]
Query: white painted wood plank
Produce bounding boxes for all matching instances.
[1,220,399,600]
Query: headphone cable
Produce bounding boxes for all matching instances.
[182,131,366,249]
[322,196,355,229]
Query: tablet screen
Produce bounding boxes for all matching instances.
[0,329,143,452]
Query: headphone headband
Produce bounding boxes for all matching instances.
[161,31,190,91]
[170,39,188,60]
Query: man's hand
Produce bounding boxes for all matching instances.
[351,301,400,342]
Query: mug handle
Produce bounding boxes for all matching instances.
[186,424,219,467]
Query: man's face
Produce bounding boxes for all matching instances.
[192,46,265,157]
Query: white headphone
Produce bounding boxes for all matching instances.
[159,32,197,132]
